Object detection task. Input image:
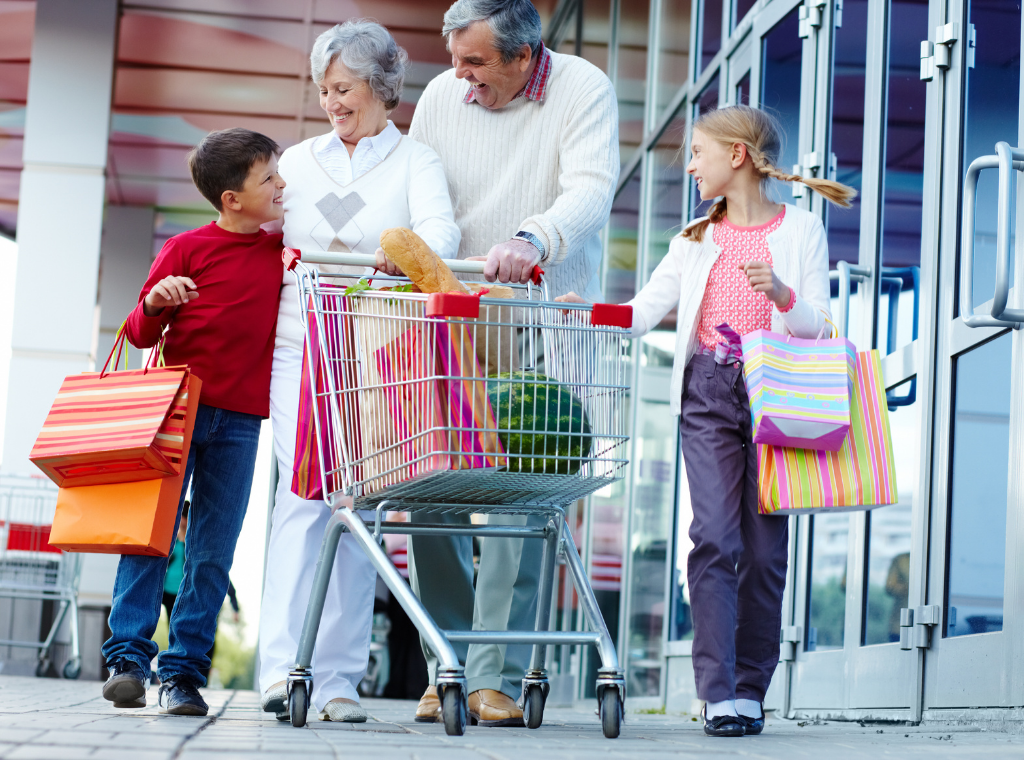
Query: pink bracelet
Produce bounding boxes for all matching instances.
[778,286,797,313]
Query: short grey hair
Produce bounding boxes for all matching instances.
[442,0,543,63]
[310,20,407,110]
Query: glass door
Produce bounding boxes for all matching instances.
[787,0,934,718]
[922,0,1024,711]
[842,0,932,715]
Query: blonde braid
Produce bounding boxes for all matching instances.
[682,198,728,243]
[750,146,856,208]
[682,106,857,244]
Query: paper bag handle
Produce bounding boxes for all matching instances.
[99,320,168,378]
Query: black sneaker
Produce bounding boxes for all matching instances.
[701,704,745,737]
[102,659,147,708]
[158,675,209,716]
[737,703,765,735]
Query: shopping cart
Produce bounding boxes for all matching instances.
[283,249,632,738]
[0,474,81,678]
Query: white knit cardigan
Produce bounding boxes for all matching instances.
[409,50,619,301]
[629,203,833,415]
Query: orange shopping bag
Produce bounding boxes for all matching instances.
[30,325,195,487]
[48,371,202,556]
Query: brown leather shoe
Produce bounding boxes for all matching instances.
[468,688,525,727]
[414,685,441,723]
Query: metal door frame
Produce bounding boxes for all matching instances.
[785,0,945,719]
[921,0,1024,716]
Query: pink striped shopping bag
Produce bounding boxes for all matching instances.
[757,349,898,515]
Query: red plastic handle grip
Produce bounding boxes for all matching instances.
[591,303,633,328]
[283,247,302,271]
[426,292,481,319]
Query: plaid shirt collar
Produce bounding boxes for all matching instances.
[463,43,551,105]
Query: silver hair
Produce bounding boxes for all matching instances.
[442,0,542,63]
[310,19,407,110]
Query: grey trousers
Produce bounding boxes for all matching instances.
[406,511,543,699]
[680,354,789,703]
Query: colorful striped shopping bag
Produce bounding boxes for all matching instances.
[727,324,856,452]
[291,289,357,501]
[757,349,897,515]
[30,325,196,488]
[434,320,506,470]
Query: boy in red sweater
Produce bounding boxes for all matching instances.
[101,128,286,716]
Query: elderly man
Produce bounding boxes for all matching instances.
[403,0,618,727]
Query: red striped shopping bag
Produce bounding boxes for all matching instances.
[30,325,195,488]
[757,349,897,515]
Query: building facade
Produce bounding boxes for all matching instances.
[2,0,1023,722]
[546,0,1024,723]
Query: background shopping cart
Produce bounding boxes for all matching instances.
[283,250,632,738]
[0,474,81,679]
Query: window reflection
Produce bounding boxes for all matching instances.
[760,6,802,190]
[606,169,642,304]
[826,0,867,267]
[878,0,927,354]
[700,0,723,74]
[807,513,849,651]
[647,107,687,328]
[960,0,1021,316]
[863,378,917,645]
[946,334,1010,637]
[556,0,614,72]
[733,0,757,30]
[736,72,750,106]
[617,0,650,164]
[626,396,677,696]
[655,0,691,114]
[690,76,720,220]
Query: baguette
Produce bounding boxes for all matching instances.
[379,227,467,294]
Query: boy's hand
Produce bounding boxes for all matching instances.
[740,261,791,310]
[143,276,198,317]
[554,292,587,305]
[554,291,589,316]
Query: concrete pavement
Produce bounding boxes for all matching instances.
[0,675,1021,759]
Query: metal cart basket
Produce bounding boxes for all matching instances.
[283,250,632,738]
[0,474,81,679]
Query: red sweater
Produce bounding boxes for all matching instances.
[126,222,284,417]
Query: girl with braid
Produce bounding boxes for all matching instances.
[557,105,855,737]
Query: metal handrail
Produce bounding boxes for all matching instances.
[960,141,1024,329]
[881,266,920,409]
[829,261,872,338]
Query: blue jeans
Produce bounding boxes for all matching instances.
[101,403,262,685]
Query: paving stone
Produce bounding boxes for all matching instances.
[0,676,1022,759]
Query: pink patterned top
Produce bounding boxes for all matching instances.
[697,207,793,351]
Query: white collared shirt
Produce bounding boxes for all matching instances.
[312,120,402,185]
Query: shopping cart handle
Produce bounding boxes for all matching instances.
[283,247,497,276]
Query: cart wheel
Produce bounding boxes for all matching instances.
[442,685,467,736]
[599,688,622,739]
[523,683,545,729]
[289,681,308,728]
[62,658,81,680]
[35,659,49,678]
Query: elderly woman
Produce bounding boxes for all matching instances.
[257,20,460,722]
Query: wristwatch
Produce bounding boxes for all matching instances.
[512,230,546,260]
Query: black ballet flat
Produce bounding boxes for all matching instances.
[701,704,745,737]
[737,704,765,735]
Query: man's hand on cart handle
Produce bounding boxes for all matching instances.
[471,237,543,284]
[143,276,198,316]
[375,247,404,277]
